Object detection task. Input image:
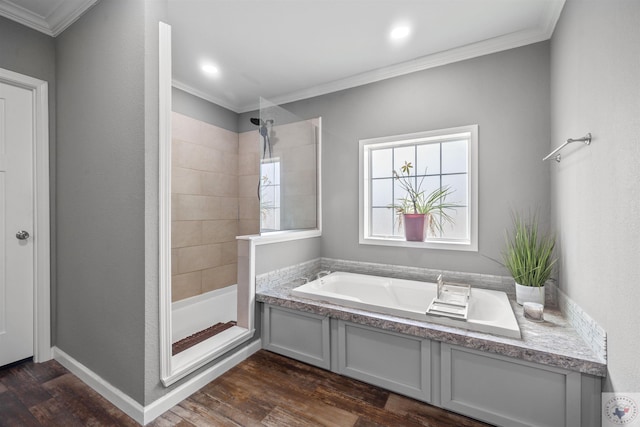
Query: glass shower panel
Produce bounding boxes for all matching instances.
[259,98,319,233]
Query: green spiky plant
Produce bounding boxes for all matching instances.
[503,212,556,287]
[391,161,460,236]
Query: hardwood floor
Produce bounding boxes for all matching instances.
[1,350,492,426]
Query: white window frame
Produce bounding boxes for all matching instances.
[260,157,282,232]
[359,125,478,251]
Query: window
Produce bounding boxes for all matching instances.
[260,159,281,231]
[359,125,478,251]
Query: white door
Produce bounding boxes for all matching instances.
[0,81,34,366]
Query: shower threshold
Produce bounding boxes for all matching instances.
[167,325,254,384]
[172,321,237,355]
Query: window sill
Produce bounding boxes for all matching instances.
[359,236,477,252]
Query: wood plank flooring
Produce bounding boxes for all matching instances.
[1,350,492,426]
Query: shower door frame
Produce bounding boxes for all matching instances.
[158,22,255,388]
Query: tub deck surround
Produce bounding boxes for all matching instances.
[256,278,606,377]
[291,272,522,339]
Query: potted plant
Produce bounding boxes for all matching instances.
[391,161,459,241]
[503,212,556,305]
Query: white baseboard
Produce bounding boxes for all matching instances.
[53,340,262,425]
[53,346,145,423]
[145,340,261,423]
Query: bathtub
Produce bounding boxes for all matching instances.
[291,272,521,339]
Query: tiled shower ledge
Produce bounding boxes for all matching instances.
[255,259,607,378]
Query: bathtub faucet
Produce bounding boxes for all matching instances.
[316,270,331,280]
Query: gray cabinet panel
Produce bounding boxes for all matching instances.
[262,305,330,369]
[261,303,600,427]
[337,320,431,402]
[441,344,582,427]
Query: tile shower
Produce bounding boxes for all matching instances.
[171,112,259,302]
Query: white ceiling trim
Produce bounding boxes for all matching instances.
[175,0,565,114]
[172,79,240,114]
[235,25,559,113]
[0,0,98,37]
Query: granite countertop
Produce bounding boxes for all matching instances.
[256,279,607,377]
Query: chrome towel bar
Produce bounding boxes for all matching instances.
[543,132,592,162]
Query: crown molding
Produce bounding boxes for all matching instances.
[236,25,560,113]
[171,0,565,114]
[171,79,240,113]
[0,0,98,37]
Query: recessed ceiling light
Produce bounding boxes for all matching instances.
[201,63,220,76]
[390,25,411,40]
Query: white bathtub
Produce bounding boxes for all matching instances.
[291,272,521,339]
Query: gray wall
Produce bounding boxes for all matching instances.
[550,0,640,393]
[243,42,552,276]
[56,0,147,403]
[172,87,238,132]
[0,15,57,342]
[143,0,167,405]
[256,238,322,275]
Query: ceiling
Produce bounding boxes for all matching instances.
[167,0,565,113]
[0,0,565,113]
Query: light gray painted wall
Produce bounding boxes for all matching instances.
[256,238,322,275]
[242,42,551,276]
[56,0,147,403]
[0,15,57,343]
[550,0,640,392]
[172,87,238,132]
[143,0,167,405]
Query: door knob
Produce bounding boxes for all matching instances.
[16,230,30,240]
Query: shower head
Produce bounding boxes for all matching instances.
[250,118,275,126]
[250,117,274,158]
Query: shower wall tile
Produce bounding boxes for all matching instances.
[238,197,259,220]
[171,249,178,273]
[201,171,238,197]
[176,243,222,274]
[282,195,317,230]
[239,131,259,153]
[270,120,314,150]
[238,151,260,176]
[200,121,237,153]
[173,139,223,172]
[172,271,202,302]
[173,195,238,221]
[282,144,316,173]
[202,220,238,243]
[171,113,201,147]
[238,219,259,236]
[282,169,316,196]
[172,220,202,248]
[238,175,259,198]
[202,264,237,293]
[172,167,202,195]
[172,112,237,154]
[171,112,253,302]
[220,241,238,265]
